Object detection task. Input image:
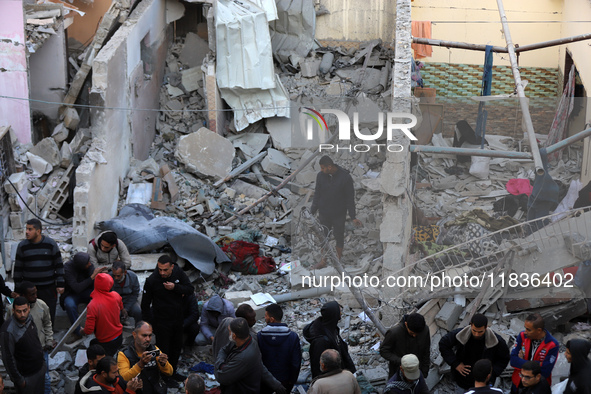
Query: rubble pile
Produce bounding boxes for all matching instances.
[25,5,63,53]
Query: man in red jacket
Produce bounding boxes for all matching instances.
[83,273,124,356]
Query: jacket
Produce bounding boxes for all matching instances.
[14,235,64,288]
[200,294,235,339]
[510,330,559,387]
[439,325,510,389]
[303,301,356,378]
[75,364,92,394]
[110,270,140,311]
[564,339,591,394]
[78,372,135,393]
[311,165,356,220]
[383,371,429,394]
[257,322,302,386]
[0,315,44,387]
[215,336,262,394]
[88,231,132,269]
[141,263,193,323]
[308,369,361,394]
[464,387,504,394]
[62,253,95,307]
[183,292,200,329]
[83,274,123,342]
[517,378,551,394]
[380,315,431,378]
[118,343,172,393]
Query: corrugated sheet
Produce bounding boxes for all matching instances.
[269,0,316,63]
[215,0,275,89]
[220,74,290,131]
[249,0,278,21]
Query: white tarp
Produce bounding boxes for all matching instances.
[215,0,275,90]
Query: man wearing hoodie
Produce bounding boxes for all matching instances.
[78,356,142,394]
[563,339,591,394]
[196,294,235,346]
[258,304,301,394]
[141,255,193,381]
[74,344,105,394]
[310,156,362,268]
[380,313,430,379]
[82,273,124,357]
[88,231,132,269]
[303,301,356,378]
[62,252,108,339]
[439,313,509,393]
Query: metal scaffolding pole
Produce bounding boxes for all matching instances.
[496,0,544,175]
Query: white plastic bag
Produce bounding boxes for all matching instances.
[469,156,490,179]
[551,379,568,394]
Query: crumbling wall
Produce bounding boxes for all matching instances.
[0,0,32,144]
[315,0,396,47]
[72,0,169,248]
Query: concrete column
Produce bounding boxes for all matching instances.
[380,0,413,326]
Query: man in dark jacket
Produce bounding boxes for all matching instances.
[75,344,106,394]
[464,359,504,394]
[78,356,141,393]
[380,313,430,379]
[0,297,46,394]
[311,156,362,268]
[258,304,301,393]
[564,339,591,394]
[183,292,200,348]
[384,354,428,394]
[110,261,141,324]
[141,255,193,379]
[439,313,509,391]
[516,361,551,394]
[63,252,107,338]
[303,300,356,378]
[215,317,263,393]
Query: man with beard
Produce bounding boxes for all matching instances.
[141,255,193,383]
[14,219,64,323]
[110,261,141,324]
[62,252,108,340]
[0,297,46,394]
[439,313,509,393]
[79,356,142,393]
[303,301,356,378]
[118,321,173,394]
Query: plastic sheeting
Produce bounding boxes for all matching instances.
[98,204,230,275]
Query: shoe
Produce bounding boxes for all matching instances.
[165,377,180,388]
[66,332,83,344]
[172,372,187,382]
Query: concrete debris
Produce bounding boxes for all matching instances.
[26,151,53,176]
[181,67,203,92]
[269,0,316,63]
[261,148,291,176]
[175,127,235,180]
[51,122,69,143]
[29,137,62,167]
[63,107,80,130]
[179,32,210,68]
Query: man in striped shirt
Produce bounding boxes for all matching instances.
[14,219,64,324]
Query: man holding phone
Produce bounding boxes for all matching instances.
[117,321,173,393]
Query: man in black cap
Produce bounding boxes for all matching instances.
[62,252,107,339]
[303,300,355,378]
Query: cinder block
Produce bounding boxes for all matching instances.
[63,107,80,130]
[9,212,24,230]
[225,290,253,307]
[435,301,463,331]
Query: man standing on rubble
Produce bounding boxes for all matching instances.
[510,314,558,394]
[380,312,430,379]
[88,231,132,270]
[439,313,510,393]
[14,219,64,323]
[311,156,362,269]
[141,255,193,384]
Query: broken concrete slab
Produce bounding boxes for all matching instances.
[29,137,61,167]
[3,172,28,195]
[63,107,80,130]
[435,301,463,331]
[228,133,269,159]
[26,152,53,176]
[300,58,321,78]
[269,0,315,63]
[175,127,235,180]
[69,128,92,153]
[48,351,72,371]
[231,179,267,199]
[181,66,203,92]
[261,148,291,176]
[166,84,185,97]
[179,32,210,68]
[51,122,69,142]
[225,290,254,307]
[60,141,72,168]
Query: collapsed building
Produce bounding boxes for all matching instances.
[1,0,591,392]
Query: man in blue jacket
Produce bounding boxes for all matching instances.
[257,304,301,394]
[311,156,362,268]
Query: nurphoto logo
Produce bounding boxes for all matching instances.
[302,107,418,153]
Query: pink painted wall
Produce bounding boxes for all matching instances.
[0,0,31,144]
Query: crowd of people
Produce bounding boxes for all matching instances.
[0,218,590,394]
